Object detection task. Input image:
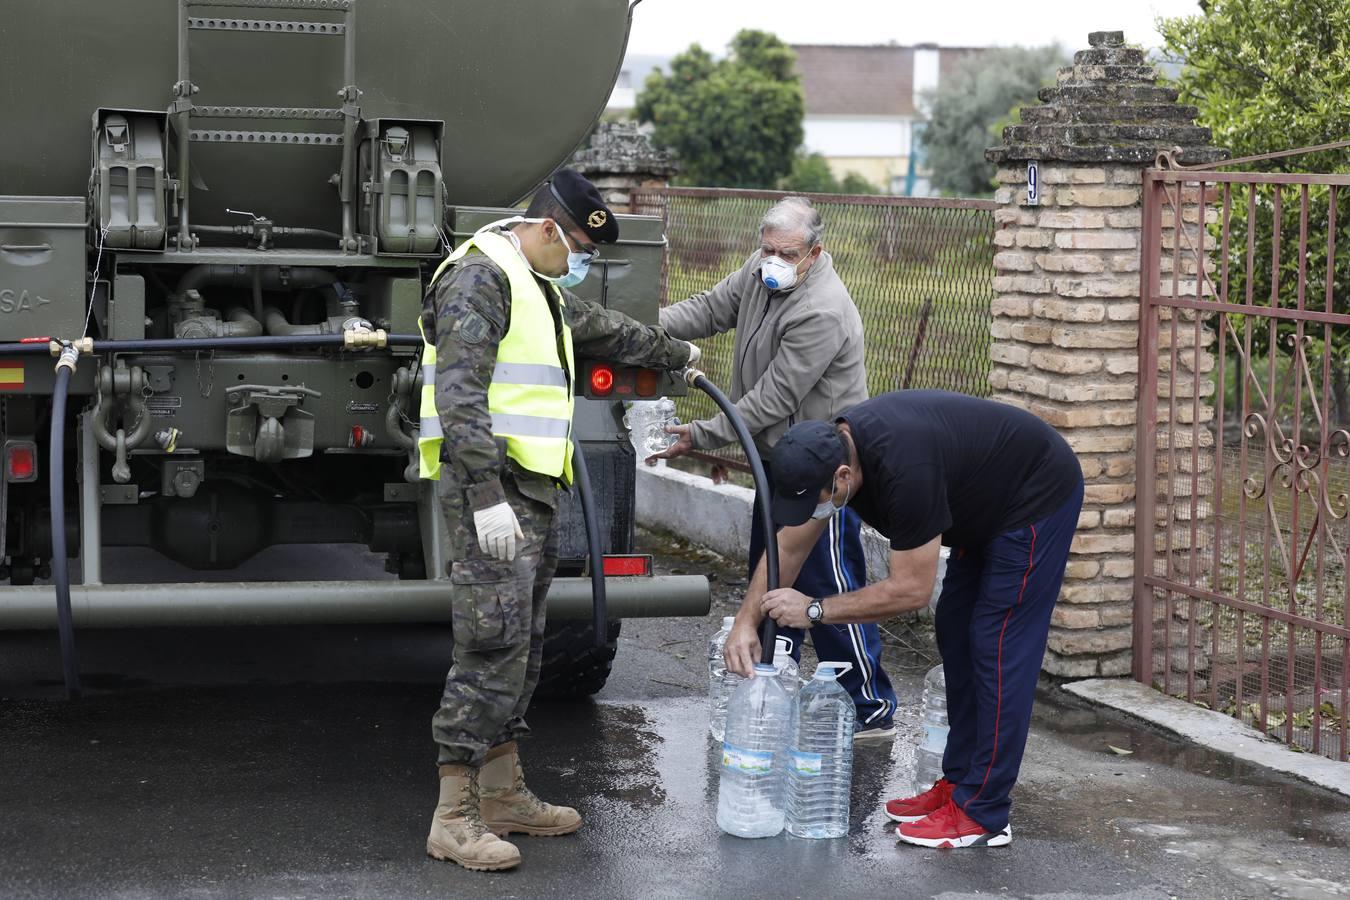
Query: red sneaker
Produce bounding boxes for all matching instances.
[896,799,1012,849]
[884,778,954,823]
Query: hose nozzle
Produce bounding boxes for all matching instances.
[678,366,706,387]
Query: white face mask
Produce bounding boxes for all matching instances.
[760,248,813,291]
[810,476,850,520]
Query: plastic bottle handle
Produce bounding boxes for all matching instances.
[814,662,853,679]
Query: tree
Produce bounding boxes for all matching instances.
[780,154,881,195]
[635,30,804,189]
[922,46,1067,197]
[1160,0,1350,423]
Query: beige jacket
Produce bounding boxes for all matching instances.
[659,250,867,455]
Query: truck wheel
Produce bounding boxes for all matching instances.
[535,620,621,699]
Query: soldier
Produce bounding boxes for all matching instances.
[417,169,697,871]
[652,197,898,741]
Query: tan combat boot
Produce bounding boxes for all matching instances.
[479,741,582,837]
[426,764,522,871]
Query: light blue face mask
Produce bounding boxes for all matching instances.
[810,476,851,520]
[550,225,596,288]
[480,216,596,288]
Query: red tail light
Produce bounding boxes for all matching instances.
[590,364,615,397]
[601,555,653,577]
[635,368,660,397]
[4,441,37,482]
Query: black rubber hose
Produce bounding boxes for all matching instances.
[689,372,779,665]
[0,334,422,355]
[49,364,81,699]
[571,443,608,650]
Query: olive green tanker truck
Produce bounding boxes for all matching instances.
[0,0,709,695]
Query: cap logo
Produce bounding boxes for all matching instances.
[587,210,608,228]
[794,488,808,496]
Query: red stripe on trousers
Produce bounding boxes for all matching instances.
[963,524,1037,814]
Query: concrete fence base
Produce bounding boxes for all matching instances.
[636,462,944,608]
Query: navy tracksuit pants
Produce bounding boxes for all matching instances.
[749,485,897,728]
[937,480,1084,832]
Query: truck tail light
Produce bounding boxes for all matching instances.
[4,441,37,482]
[601,555,652,577]
[589,364,615,397]
[635,368,660,397]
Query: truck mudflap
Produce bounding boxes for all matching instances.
[0,575,710,629]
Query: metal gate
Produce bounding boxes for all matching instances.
[1134,150,1350,760]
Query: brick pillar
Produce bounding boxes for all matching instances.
[985,31,1227,677]
[571,122,678,215]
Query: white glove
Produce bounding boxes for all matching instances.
[474,501,525,562]
[685,341,702,366]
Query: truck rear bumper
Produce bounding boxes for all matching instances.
[0,575,710,629]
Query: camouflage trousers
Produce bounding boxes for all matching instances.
[431,472,559,767]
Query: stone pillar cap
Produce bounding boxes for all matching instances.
[987,30,1229,167]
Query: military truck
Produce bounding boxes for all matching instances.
[0,0,709,695]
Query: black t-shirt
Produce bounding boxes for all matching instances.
[842,391,1082,551]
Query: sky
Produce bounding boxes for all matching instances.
[626,0,1204,56]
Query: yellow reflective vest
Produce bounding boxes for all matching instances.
[418,229,575,485]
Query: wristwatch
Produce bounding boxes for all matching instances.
[806,598,824,626]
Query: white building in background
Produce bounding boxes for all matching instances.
[793,43,989,195]
[606,53,672,115]
[605,43,991,196]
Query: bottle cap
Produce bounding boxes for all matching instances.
[752,663,776,675]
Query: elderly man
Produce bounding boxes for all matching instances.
[653,196,897,740]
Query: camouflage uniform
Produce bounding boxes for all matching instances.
[426,234,691,767]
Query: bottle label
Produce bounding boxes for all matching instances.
[721,742,774,774]
[789,750,822,777]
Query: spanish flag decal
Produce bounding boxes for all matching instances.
[0,361,24,390]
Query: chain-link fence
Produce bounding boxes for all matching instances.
[632,187,997,470]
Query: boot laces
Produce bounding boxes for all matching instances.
[512,761,548,814]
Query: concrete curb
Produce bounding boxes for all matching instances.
[1064,677,1350,798]
[636,461,945,604]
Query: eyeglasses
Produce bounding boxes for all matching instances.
[555,224,600,261]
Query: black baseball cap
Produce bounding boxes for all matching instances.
[769,421,847,526]
[547,168,620,244]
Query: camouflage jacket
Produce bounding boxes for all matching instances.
[421,241,691,511]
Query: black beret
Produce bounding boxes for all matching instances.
[548,168,620,244]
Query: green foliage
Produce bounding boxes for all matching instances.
[635,30,804,188]
[923,46,1067,197]
[780,154,880,195]
[781,153,838,193]
[839,172,879,195]
[1161,0,1350,422]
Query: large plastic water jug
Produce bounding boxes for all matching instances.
[716,663,791,838]
[708,617,736,740]
[785,662,855,839]
[912,664,948,793]
[710,633,799,741]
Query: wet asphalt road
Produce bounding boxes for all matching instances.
[1,533,1349,899]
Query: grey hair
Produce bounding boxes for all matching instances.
[759,196,823,248]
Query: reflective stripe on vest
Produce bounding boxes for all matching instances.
[417,229,575,483]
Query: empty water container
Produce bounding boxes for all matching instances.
[622,398,678,458]
[708,617,736,740]
[786,662,855,839]
[717,663,791,838]
[912,664,948,793]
